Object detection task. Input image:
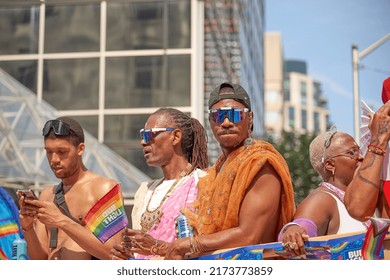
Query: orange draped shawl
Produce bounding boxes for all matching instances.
[187,139,296,240]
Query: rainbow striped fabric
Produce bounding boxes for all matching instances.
[84,184,128,243]
[0,247,9,260]
[0,222,19,238]
[361,217,390,260]
[0,186,23,259]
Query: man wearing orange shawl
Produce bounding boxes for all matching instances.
[192,139,295,237]
[165,82,295,259]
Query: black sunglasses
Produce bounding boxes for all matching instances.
[42,119,71,136]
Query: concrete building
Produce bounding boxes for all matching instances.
[284,61,329,134]
[264,32,285,136]
[264,32,329,136]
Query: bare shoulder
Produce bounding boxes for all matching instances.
[39,185,57,201]
[83,171,119,198]
[297,188,336,213]
[252,161,281,187]
[305,188,336,201]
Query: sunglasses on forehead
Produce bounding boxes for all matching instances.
[42,119,71,136]
[321,126,338,163]
[208,107,250,124]
[140,127,175,143]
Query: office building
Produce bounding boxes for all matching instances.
[0,0,265,179]
[264,32,329,136]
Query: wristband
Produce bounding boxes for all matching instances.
[277,222,301,241]
[368,144,386,156]
[278,218,318,241]
[22,225,34,232]
[293,218,318,237]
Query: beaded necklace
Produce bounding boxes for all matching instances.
[140,163,193,232]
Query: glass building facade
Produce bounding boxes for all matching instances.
[0,0,265,176]
[0,0,204,179]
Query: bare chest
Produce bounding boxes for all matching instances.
[55,189,97,224]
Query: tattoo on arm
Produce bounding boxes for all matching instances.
[356,156,380,190]
[371,121,389,144]
[357,172,380,190]
[379,121,389,135]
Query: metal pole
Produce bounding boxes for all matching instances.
[351,33,390,145]
[359,33,390,60]
[352,45,360,144]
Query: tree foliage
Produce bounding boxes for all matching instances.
[266,130,322,205]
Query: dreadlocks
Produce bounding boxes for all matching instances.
[153,108,209,169]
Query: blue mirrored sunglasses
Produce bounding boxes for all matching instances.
[140,127,175,143]
[42,119,71,136]
[208,107,250,124]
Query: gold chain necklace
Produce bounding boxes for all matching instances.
[140,163,193,232]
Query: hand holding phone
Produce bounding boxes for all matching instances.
[17,189,39,216]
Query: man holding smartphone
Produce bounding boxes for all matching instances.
[19,117,128,260]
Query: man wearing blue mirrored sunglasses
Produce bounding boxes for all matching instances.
[165,82,296,259]
[111,108,209,260]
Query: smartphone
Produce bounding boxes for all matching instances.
[17,189,38,200]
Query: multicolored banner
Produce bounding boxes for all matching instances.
[362,217,390,260]
[191,230,387,260]
[84,184,128,243]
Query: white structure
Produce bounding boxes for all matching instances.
[264,32,285,135]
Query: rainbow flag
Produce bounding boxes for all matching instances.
[0,247,9,260]
[0,222,19,238]
[84,184,128,243]
[361,217,390,260]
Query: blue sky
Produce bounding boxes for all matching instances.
[265,0,390,137]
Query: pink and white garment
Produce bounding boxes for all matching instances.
[148,175,197,242]
[136,169,202,259]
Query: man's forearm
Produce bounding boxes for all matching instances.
[23,227,48,260]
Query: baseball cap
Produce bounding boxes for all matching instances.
[208,82,251,110]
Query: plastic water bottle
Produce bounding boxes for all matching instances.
[177,213,194,238]
[12,238,28,260]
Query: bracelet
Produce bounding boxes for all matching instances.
[277,222,301,241]
[150,239,159,255]
[278,218,318,241]
[368,144,386,156]
[22,225,34,232]
[189,235,195,254]
[293,218,318,237]
[190,235,206,254]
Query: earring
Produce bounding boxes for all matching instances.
[332,169,335,176]
[244,137,253,147]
